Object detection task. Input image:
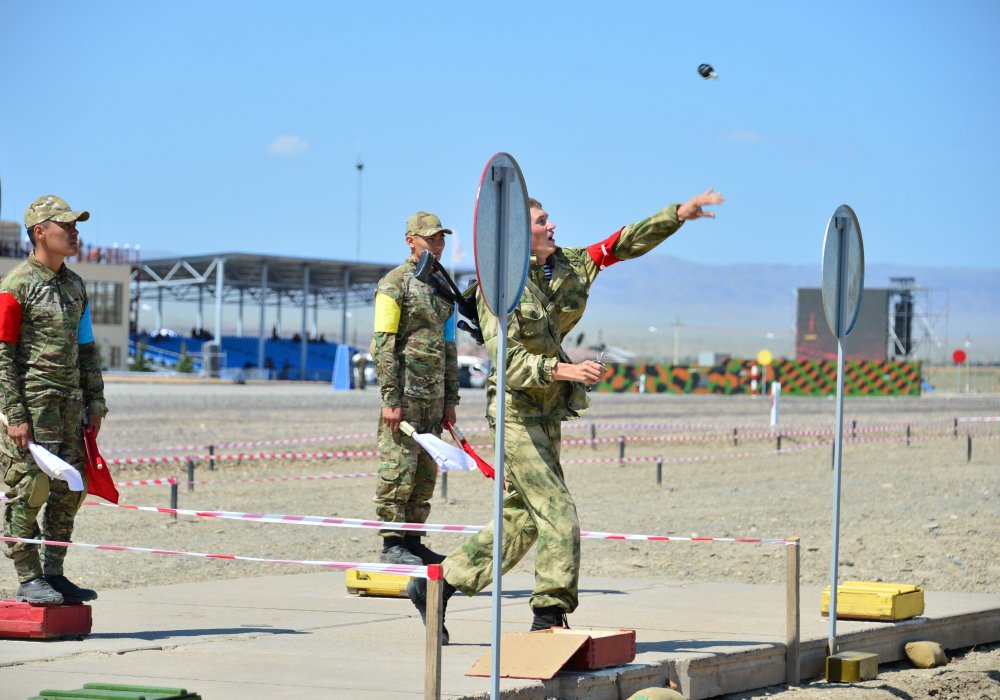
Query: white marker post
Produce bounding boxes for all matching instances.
[770,381,781,429]
[820,204,864,660]
[473,153,530,699]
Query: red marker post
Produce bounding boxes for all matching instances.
[953,348,967,393]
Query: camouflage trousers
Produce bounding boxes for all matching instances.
[2,395,87,583]
[443,419,581,613]
[374,395,444,540]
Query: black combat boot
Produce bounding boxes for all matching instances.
[15,577,64,605]
[530,605,569,631]
[403,535,445,565]
[407,577,457,645]
[380,537,422,565]
[44,575,98,603]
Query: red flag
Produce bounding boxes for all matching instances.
[444,421,499,484]
[83,427,119,503]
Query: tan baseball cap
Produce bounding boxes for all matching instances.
[24,195,90,229]
[406,211,452,238]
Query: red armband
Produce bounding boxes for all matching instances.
[586,228,625,270]
[0,292,22,343]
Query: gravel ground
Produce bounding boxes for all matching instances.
[3,379,998,698]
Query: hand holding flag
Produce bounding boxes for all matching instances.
[400,421,500,487]
[27,442,85,492]
[444,421,496,481]
[83,427,119,503]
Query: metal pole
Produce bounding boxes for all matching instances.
[341,267,350,344]
[214,258,225,342]
[187,459,195,493]
[489,165,512,700]
[237,289,244,337]
[156,286,163,333]
[258,262,268,372]
[170,479,178,520]
[655,456,663,487]
[355,150,364,262]
[786,537,801,686]
[300,265,310,380]
[828,215,850,657]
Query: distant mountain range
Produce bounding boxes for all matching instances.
[571,255,1000,362]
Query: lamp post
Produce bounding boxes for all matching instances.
[355,149,364,262]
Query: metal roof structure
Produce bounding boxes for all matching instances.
[132,253,401,377]
[131,252,475,378]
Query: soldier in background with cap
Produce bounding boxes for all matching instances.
[371,211,460,565]
[0,195,108,605]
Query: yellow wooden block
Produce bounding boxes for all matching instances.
[345,569,411,598]
[826,650,878,682]
[821,581,924,621]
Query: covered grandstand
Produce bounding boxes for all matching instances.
[132,253,398,380]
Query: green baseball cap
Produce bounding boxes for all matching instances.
[406,211,452,238]
[24,195,90,229]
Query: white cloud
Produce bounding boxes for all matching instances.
[267,134,311,157]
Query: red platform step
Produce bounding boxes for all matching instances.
[0,598,92,639]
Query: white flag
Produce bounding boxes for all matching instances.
[400,421,477,473]
[28,442,85,491]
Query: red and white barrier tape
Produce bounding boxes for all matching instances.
[85,501,792,544]
[107,449,379,467]
[113,472,380,488]
[116,477,178,487]
[0,536,428,576]
[104,415,999,457]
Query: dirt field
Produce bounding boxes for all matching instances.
[3,380,998,698]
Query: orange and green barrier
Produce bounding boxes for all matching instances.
[597,359,921,396]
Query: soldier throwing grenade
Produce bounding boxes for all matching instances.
[371,212,461,566]
[1,195,109,605]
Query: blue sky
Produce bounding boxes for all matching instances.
[2,1,998,271]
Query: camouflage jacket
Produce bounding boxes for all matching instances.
[478,204,683,424]
[373,257,459,408]
[0,252,107,427]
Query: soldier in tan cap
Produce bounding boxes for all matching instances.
[0,195,108,605]
[371,211,461,566]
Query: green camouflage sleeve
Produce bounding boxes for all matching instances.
[373,331,401,408]
[0,341,27,425]
[444,340,459,406]
[79,341,108,417]
[611,204,683,260]
[373,270,404,408]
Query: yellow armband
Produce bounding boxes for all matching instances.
[374,293,401,333]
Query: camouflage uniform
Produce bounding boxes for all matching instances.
[443,204,683,613]
[0,250,108,583]
[373,254,459,540]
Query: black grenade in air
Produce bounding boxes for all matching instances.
[698,63,719,79]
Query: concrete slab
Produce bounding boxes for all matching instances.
[1,572,997,699]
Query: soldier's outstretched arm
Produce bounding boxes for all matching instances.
[677,188,725,221]
[582,188,724,274]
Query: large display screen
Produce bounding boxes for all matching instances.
[796,288,889,361]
